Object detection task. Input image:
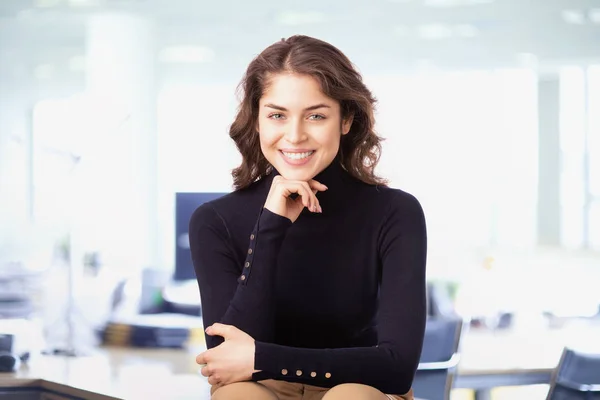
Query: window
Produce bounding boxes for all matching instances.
[588,65,600,250]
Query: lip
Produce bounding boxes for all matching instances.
[279,149,315,153]
[279,150,315,166]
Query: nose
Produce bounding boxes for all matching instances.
[284,119,307,144]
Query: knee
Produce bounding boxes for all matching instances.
[212,382,278,400]
[323,383,387,400]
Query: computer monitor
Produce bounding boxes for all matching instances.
[174,192,227,281]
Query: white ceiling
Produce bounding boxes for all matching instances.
[1,0,600,82]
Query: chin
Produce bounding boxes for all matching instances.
[277,167,315,182]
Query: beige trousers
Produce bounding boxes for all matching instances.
[211,379,414,400]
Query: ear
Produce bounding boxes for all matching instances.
[341,113,354,135]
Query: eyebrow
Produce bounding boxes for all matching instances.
[264,103,331,112]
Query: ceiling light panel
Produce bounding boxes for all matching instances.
[562,9,586,25]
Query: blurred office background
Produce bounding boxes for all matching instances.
[1,0,599,399]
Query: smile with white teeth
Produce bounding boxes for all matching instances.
[281,151,315,160]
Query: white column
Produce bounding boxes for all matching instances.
[82,13,159,271]
[559,67,587,249]
[537,76,561,246]
[0,55,32,232]
[588,66,600,250]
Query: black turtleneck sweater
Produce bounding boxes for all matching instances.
[189,159,427,395]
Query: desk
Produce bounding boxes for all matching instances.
[0,345,555,400]
[2,321,597,400]
[456,367,553,400]
[0,347,212,400]
[452,322,600,400]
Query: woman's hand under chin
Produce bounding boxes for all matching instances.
[196,323,259,387]
[264,175,328,223]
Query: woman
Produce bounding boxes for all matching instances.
[190,35,427,400]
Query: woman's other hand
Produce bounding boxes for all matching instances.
[196,323,258,386]
[264,176,328,222]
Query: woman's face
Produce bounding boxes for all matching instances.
[257,73,352,182]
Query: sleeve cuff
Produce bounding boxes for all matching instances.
[254,341,286,377]
[253,341,333,384]
[258,208,293,232]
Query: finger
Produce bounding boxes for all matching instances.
[208,375,221,386]
[295,182,315,211]
[196,352,207,365]
[278,182,312,208]
[273,179,299,203]
[299,181,321,212]
[206,323,235,340]
[200,365,211,377]
[300,181,320,213]
[275,181,320,212]
[308,179,328,192]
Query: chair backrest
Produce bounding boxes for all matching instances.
[546,348,600,400]
[427,282,459,319]
[174,192,228,281]
[413,317,463,400]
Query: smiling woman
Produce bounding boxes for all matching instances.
[256,74,352,182]
[228,35,387,191]
[189,35,427,400]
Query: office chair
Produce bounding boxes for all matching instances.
[413,317,463,400]
[426,282,460,319]
[546,347,600,400]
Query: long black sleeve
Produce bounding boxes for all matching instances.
[189,160,428,395]
[189,204,292,347]
[251,192,427,395]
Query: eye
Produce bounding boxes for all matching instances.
[268,113,284,120]
[308,114,325,120]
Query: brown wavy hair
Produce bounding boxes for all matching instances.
[229,35,387,190]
